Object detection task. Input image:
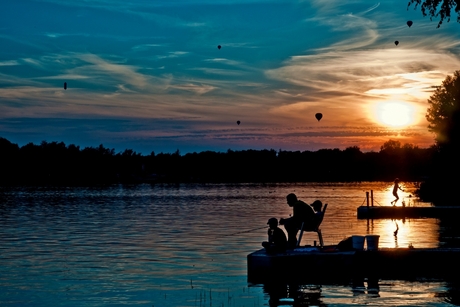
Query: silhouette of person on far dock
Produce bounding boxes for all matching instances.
[391,178,404,206]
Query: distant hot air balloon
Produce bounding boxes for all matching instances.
[237,120,240,125]
[217,45,221,49]
[64,82,67,90]
[315,113,322,121]
[407,20,413,27]
[394,40,399,46]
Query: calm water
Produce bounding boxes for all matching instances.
[1,182,459,306]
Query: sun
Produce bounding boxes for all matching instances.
[373,101,416,127]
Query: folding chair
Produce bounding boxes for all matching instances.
[296,203,328,247]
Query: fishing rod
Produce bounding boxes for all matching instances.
[222,225,268,237]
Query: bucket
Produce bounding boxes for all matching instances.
[351,235,365,250]
[366,235,380,251]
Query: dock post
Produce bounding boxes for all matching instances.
[371,190,374,207]
[366,192,369,208]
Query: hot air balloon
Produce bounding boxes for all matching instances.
[217,45,221,50]
[407,20,413,27]
[64,82,67,90]
[394,41,399,46]
[315,113,322,121]
[237,120,240,125]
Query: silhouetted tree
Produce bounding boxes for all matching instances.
[418,71,460,203]
[0,137,20,183]
[426,70,460,149]
[380,140,402,152]
[341,146,366,181]
[408,0,460,27]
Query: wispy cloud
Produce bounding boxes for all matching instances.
[22,58,44,68]
[360,2,380,15]
[266,44,460,99]
[191,68,245,76]
[73,53,149,89]
[45,33,66,38]
[0,60,19,66]
[203,58,243,66]
[132,44,166,51]
[156,51,189,60]
[167,83,215,94]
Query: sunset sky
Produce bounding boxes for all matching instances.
[2,0,460,154]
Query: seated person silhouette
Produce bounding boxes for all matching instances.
[309,200,324,228]
[262,218,287,253]
[311,200,323,216]
[279,193,315,249]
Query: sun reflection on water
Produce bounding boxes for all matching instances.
[369,218,440,249]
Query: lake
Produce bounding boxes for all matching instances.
[1,182,459,306]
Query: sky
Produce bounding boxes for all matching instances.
[1,0,460,155]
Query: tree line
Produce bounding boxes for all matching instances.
[0,137,436,186]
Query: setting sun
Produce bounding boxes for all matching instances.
[372,101,416,127]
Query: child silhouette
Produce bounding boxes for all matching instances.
[391,178,404,206]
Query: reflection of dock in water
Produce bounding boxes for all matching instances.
[247,247,460,284]
[357,205,460,219]
[263,283,325,307]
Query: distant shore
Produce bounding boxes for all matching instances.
[1,137,435,187]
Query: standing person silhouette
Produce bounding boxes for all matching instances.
[391,178,404,206]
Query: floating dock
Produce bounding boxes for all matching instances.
[247,246,460,284]
[357,205,460,219]
[356,190,460,219]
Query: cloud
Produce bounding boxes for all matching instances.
[203,58,243,66]
[191,68,245,76]
[183,22,207,27]
[167,83,215,94]
[360,3,380,15]
[36,74,92,81]
[156,51,189,59]
[72,53,149,89]
[132,44,165,51]
[0,60,19,66]
[45,33,65,38]
[266,45,460,100]
[22,58,44,68]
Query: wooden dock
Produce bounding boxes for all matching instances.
[247,246,460,284]
[357,205,460,219]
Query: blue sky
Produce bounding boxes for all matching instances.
[1,0,460,154]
